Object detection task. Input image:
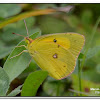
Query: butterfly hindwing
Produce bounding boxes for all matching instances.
[28,33,85,80]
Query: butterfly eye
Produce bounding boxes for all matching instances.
[53,39,57,42]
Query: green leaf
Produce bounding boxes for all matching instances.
[7,85,22,96]
[3,32,41,82]
[0,4,21,18]
[21,70,48,96]
[0,40,13,59]
[86,45,100,59]
[0,67,10,96]
[43,80,64,96]
[18,60,38,79]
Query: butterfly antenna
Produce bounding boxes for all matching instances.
[24,19,29,38]
[12,33,25,38]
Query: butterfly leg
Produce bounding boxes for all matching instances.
[15,45,27,49]
[10,50,28,59]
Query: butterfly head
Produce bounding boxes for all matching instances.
[25,37,33,44]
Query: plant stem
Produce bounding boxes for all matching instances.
[0,9,56,29]
[56,81,61,96]
[78,59,82,96]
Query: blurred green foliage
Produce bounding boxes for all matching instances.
[0,4,100,96]
[21,70,48,96]
[0,4,21,18]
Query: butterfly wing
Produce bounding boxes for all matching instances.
[28,33,85,80]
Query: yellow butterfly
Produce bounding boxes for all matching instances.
[12,21,85,80]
